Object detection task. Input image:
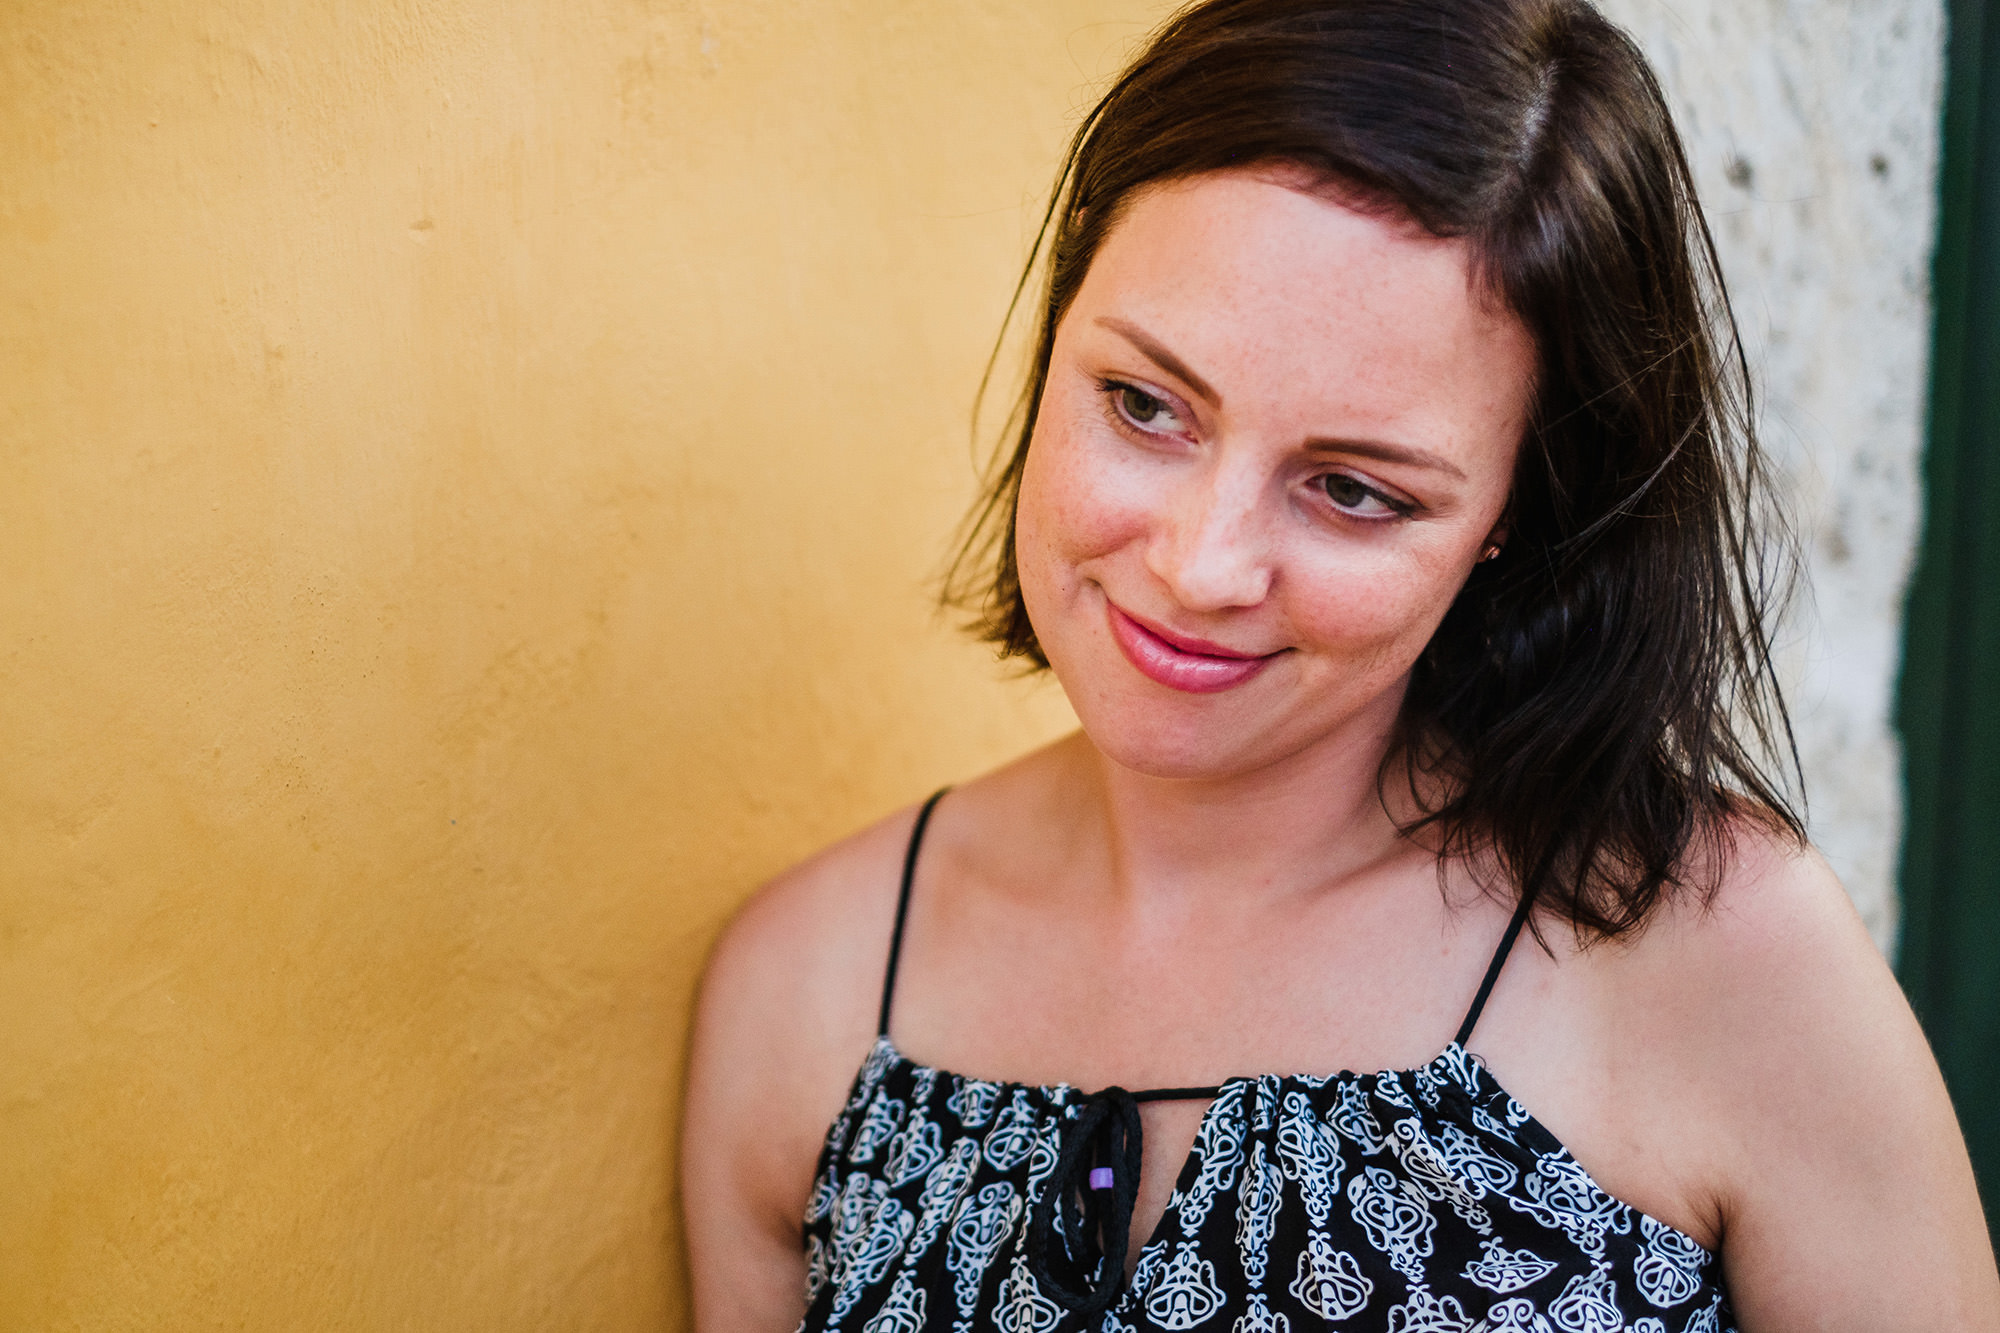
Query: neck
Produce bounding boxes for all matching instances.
[1063,699,1425,912]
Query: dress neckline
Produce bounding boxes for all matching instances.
[867,1030,1484,1104]
[845,1029,1718,1266]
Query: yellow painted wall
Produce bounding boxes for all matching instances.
[0,3,1167,1326]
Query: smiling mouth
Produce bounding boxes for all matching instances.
[1105,601,1280,694]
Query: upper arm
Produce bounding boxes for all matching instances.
[679,810,913,1332]
[1671,838,2000,1329]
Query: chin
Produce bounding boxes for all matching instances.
[1068,691,1285,782]
[1095,736,1237,782]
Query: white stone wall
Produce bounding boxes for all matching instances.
[1596,0,1947,952]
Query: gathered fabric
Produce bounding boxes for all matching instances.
[796,792,1734,1332]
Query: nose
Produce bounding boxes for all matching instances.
[1144,455,1274,612]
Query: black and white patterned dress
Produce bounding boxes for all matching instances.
[797,793,1734,1332]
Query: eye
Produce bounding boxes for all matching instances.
[1103,380,1188,435]
[1320,473,1411,519]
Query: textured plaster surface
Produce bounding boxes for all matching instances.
[0,3,1117,1326]
[1599,0,1945,951]
[0,1,1942,1327]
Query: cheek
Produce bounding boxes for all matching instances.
[1011,431,1075,640]
[1284,543,1471,673]
[1015,408,1150,595]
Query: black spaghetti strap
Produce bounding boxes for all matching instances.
[1130,1084,1225,1102]
[878,788,949,1038]
[1453,892,1536,1048]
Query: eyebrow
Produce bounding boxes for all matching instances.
[1094,317,1222,408]
[1305,436,1469,482]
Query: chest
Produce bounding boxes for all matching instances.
[882,882,1720,1256]
[889,867,1506,1090]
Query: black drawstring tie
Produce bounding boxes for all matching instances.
[1025,1082,1223,1318]
[1026,1086,1144,1318]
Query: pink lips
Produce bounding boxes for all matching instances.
[1105,602,1278,694]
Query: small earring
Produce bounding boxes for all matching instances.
[1480,543,1503,562]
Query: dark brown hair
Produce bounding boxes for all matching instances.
[946,0,1804,940]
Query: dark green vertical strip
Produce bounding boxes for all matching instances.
[1898,0,2000,1241]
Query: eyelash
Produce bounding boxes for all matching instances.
[1098,377,1189,437]
[1094,377,1417,522]
[1319,473,1417,520]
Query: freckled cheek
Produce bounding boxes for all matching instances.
[1016,427,1156,581]
[1282,554,1465,670]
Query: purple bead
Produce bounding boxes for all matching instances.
[1089,1167,1115,1191]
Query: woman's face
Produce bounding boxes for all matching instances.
[1016,168,1537,781]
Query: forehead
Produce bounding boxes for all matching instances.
[1067,169,1537,448]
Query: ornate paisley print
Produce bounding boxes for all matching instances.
[797,794,1734,1330]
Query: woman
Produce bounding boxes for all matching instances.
[682,0,2000,1328]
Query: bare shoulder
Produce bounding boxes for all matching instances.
[1609,818,1999,1327]
[680,798,937,1328]
[1609,820,1914,1141]
[708,802,922,1037]
[1631,818,1883,1017]
[692,799,927,1154]
[1604,819,1917,1105]
[686,738,1080,1204]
